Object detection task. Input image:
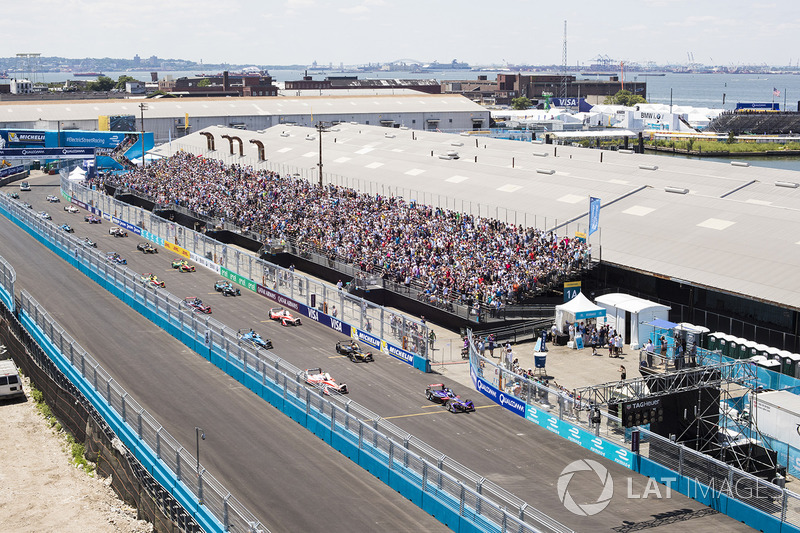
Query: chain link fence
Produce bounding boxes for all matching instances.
[466,330,800,529]
[1,190,573,533]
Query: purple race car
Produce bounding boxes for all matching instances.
[425,383,475,413]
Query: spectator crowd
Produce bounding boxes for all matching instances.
[115,152,591,306]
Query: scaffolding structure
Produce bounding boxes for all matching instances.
[15,53,41,85]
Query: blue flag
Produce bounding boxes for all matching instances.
[589,197,601,236]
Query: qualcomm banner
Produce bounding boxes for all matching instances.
[0,147,96,159]
[469,364,634,469]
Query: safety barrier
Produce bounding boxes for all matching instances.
[0,188,572,532]
[466,331,800,532]
[63,177,430,371]
[0,253,15,311]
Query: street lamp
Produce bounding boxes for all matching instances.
[316,120,331,187]
[195,426,205,473]
[139,102,148,170]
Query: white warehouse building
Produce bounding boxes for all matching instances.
[0,94,490,143]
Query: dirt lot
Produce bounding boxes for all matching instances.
[0,374,153,533]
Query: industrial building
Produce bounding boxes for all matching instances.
[0,94,490,144]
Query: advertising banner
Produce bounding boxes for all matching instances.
[62,131,126,149]
[111,217,142,236]
[351,328,381,349]
[220,267,256,293]
[0,147,96,159]
[141,230,164,247]
[164,241,190,259]
[7,130,46,144]
[589,196,601,236]
[0,165,24,178]
[189,253,220,274]
[380,340,415,365]
[474,374,526,417]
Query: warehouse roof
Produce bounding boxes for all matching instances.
[153,123,800,311]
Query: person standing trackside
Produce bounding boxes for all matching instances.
[619,365,626,381]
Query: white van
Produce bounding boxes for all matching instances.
[0,359,24,399]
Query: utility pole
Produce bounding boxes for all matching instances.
[561,20,568,99]
[317,121,324,187]
[139,102,148,170]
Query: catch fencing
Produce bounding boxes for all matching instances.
[0,253,15,311]
[466,330,800,531]
[63,177,430,364]
[0,188,572,533]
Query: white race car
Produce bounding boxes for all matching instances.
[269,308,302,326]
[303,368,348,395]
[64,204,79,213]
[46,195,60,203]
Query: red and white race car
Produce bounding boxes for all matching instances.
[303,368,348,395]
[269,308,302,326]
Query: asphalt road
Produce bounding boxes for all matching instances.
[0,174,755,532]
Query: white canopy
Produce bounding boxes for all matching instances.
[68,166,86,181]
[554,292,606,332]
[595,293,671,350]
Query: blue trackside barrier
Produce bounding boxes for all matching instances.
[467,330,800,532]
[1,195,573,533]
[17,304,227,533]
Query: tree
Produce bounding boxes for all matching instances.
[603,89,647,107]
[197,78,211,88]
[511,96,532,110]
[88,76,115,92]
[115,75,137,90]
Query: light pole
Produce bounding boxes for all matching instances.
[195,426,205,473]
[316,121,324,187]
[139,102,148,170]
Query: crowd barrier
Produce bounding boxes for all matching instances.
[0,185,572,533]
[0,253,15,311]
[466,331,800,533]
[63,177,431,372]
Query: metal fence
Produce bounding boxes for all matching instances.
[63,177,429,358]
[466,330,800,529]
[0,253,15,311]
[18,290,264,533]
[1,190,573,533]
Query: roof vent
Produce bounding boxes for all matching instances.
[775,181,799,189]
[536,169,555,175]
[305,135,315,141]
[400,126,409,130]
[639,164,658,171]
[350,121,358,125]
[451,141,464,147]
[665,186,689,194]
[731,161,750,167]
[531,139,545,145]
[618,149,634,154]
[533,151,548,157]
[384,133,395,138]
[280,132,290,137]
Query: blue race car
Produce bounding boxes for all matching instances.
[106,252,127,265]
[237,329,273,350]
[425,383,475,413]
[59,223,74,233]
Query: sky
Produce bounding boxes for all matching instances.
[5,1,800,67]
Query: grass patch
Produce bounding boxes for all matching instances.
[644,139,800,153]
[29,383,96,474]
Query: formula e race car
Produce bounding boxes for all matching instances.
[46,195,60,203]
[214,280,241,297]
[335,340,374,363]
[425,383,475,413]
[21,202,32,209]
[140,273,166,288]
[182,296,212,314]
[59,223,74,233]
[106,252,127,265]
[137,242,158,254]
[38,211,52,220]
[171,260,196,273]
[64,204,79,213]
[81,237,97,248]
[303,368,348,395]
[237,329,273,350]
[109,227,128,238]
[85,214,101,224]
[269,308,301,326]
[7,192,19,199]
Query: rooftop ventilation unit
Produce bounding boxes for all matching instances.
[451,141,464,147]
[731,161,750,167]
[665,186,689,194]
[280,132,290,137]
[618,149,634,154]
[385,133,395,138]
[775,181,799,189]
[531,139,545,145]
[400,126,409,130]
[305,135,315,141]
[536,169,555,175]
[533,151,548,157]
[639,164,659,171]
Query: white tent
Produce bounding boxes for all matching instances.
[554,292,606,333]
[594,293,671,350]
[68,166,86,181]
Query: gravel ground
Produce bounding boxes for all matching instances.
[0,373,153,533]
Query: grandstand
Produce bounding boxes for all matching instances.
[706,111,800,134]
